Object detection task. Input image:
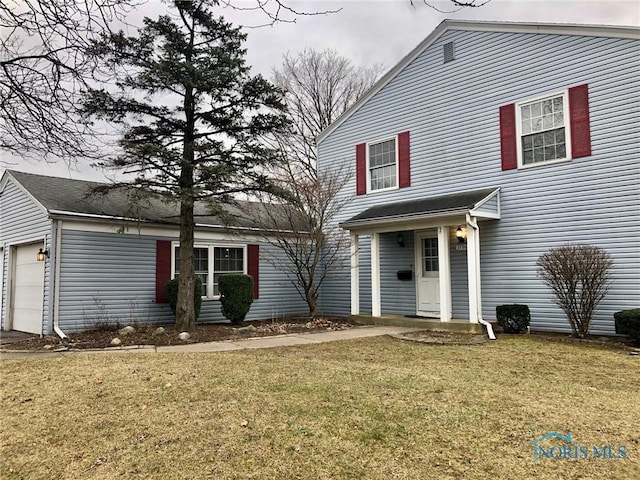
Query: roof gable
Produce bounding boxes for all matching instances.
[0,170,49,216]
[316,19,639,146]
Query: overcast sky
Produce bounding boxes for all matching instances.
[2,0,639,181]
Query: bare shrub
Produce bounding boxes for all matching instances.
[536,244,612,338]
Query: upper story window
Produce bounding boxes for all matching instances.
[173,244,245,299]
[368,137,398,192]
[500,84,591,172]
[356,131,410,195]
[516,91,570,167]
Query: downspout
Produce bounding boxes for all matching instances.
[466,213,496,340]
[52,219,67,340]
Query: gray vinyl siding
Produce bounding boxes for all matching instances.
[0,178,52,331]
[450,231,470,319]
[57,230,308,332]
[253,243,310,320]
[318,29,640,334]
[380,231,415,315]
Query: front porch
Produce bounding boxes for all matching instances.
[350,314,487,333]
[341,187,501,338]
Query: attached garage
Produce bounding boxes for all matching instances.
[9,242,45,334]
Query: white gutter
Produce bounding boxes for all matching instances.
[47,209,306,236]
[466,213,496,341]
[51,219,67,340]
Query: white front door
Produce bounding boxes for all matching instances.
[10,243,45,334]
[416,233,440,317]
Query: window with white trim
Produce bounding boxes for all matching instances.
[173,244,245,299]
[368,137,397,191]
[517,91,570,167]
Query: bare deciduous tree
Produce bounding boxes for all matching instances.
[249,49,381,315]
[536,244,613,338]
[250,167,352,316]
[410,0,491,11]
[0,0,139,161]
[0,0,339,164]
[272,48,383,181]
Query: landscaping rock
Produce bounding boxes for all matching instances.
[153,327,166,336]
[233,325,257,334]
[110,337,122,346]
[178,332,191,341]
[43,344,53,350]
[119,326,136,336]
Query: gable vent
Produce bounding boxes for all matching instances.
[443,41,455,63]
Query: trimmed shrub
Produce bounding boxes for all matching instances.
[219,274,253,324]
[166,277,203,321]
[614,308,640,345]
[496,304,531,334]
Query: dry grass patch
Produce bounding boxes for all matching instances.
[1,336,638,479]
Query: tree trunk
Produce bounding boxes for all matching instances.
[176,25,197,332]
[306,289,318,318]
[176,167,196,331]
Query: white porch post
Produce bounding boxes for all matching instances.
[371,232,381,317]
[437,226,452,322]
[350,233,360,316]
[466,215,482,323]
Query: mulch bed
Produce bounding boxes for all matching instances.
[392,330,489,345]
[2,317,356,351]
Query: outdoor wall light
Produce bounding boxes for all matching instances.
[397,233,405,248]
[456,226,466,244]
[37,248,49,262]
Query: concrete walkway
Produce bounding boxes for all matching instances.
[0,326,420,360]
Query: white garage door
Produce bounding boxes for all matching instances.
[11,243,44,334]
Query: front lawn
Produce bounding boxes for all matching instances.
[1,336,638,479]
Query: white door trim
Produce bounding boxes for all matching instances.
[414,230,439,317]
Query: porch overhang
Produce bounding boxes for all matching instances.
[344,187,501,338]
[340,187,500,232]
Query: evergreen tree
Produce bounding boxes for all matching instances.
[83,1,289,331]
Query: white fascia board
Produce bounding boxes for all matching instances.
[58,217,306,243]
[470,188,501,219]
[316,20,639,146]
[341,210,469,234]
[472,187,500,210]
[447,20,640,39]
[50,210,306,236]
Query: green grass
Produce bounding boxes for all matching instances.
[1,336,638,479]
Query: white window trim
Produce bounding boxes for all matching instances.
[171,242,247,300]
[515,89,573,169]
[366,134,400,194]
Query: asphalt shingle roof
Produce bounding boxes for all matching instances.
[342,187,498,228]
[7,170,297,231]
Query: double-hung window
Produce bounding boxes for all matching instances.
[517,91,570,167]
[173,244,245,299]
[368,137,398,192]
[500,84,591,172]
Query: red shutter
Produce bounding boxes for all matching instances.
[247,244,259,299]
[398,131,411,188]
[356,143,366,195]
[569,84,591,158]
[499,103,517,170]
[155,240,171,303]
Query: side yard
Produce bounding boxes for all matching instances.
[1,336,638,479]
